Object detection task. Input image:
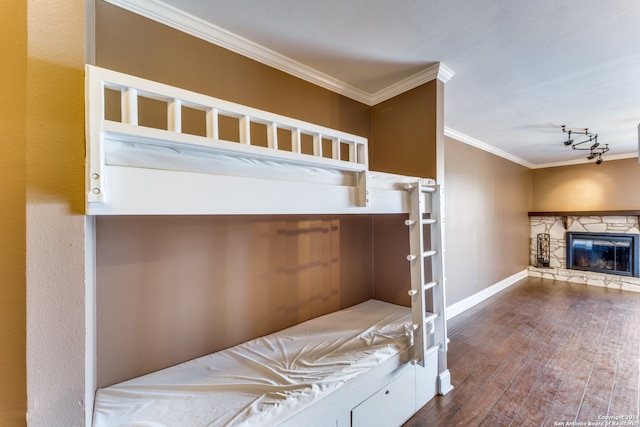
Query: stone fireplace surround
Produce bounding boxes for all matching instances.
[528,211,640,292]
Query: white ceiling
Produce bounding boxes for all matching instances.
[110,0,640,167]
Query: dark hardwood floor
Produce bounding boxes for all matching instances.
[404,277,640,427]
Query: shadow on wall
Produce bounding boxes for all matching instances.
[95,214,374,387]
[27,59,85,214]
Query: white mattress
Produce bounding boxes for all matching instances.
[93,299,412,427]
[105,138,436,190]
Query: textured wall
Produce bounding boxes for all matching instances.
[0,2,27,426]
[25,0,87,426]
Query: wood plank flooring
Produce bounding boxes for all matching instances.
[404,277,640,427]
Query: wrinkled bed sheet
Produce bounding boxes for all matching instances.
[93,299,412,427]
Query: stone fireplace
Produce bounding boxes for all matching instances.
[528,212,640,291]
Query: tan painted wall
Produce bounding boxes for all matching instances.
[96,215,373,386]
[1,2,27,425]
[371,215,412,306]
[25,0,87,426]
[370,82,438,178]
[444,137,532,305]
[532,158,640,211]
[369,82,440,306]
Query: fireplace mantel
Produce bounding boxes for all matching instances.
[529,210,640,229]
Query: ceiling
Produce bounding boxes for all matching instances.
[111,0,640,167]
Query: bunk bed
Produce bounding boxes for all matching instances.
[85,65,453,427]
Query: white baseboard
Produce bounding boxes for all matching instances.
[446,269,528,320]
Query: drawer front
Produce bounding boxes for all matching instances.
[351,368,415,427]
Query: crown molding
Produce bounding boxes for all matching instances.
[105,0,451,106]
[370,63,455,105]
[445,127,638,169]
[444,127,534,168]
[105,0,372,103]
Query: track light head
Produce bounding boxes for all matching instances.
[595,157,603,165]
[564,139,574,146]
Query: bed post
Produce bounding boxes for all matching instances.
[85,65,106,207]
[356,172,368,207]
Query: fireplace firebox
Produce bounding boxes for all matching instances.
[566,232,640,277]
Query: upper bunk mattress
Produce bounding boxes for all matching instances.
[93,299,412,427]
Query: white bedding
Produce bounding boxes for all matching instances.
[93,299,412,427]
[105,138,435,190]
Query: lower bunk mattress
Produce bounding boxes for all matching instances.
[92,299,413,427]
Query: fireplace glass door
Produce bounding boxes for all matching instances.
[566,232,639,277]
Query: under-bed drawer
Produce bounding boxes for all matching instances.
[351,368,416,427]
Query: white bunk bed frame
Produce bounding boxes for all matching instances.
[85,64,453,426]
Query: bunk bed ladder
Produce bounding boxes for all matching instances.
[406,181,453,396]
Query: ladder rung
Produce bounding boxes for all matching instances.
[405,183,436,193]
[406,219,436,227]
[407,250,438,261]
[424,312,439,324]
[423,281,438,291]
[410,313,438,332]
[423,250,437,258]
[408,281,438,297]
[411,344,441,365]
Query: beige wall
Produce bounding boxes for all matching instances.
[25,0,87,426]
[532,158,640,211]
[96,215,374,386]
[371,215,412,306]
[2,1,87,425]
[1,2,27,425]
[444,137,532,305]
[370,82,438,178]
[370,82,441,306]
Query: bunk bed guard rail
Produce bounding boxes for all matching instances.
[84,65,369,213]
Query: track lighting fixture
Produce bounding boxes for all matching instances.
[561,125,609,164]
